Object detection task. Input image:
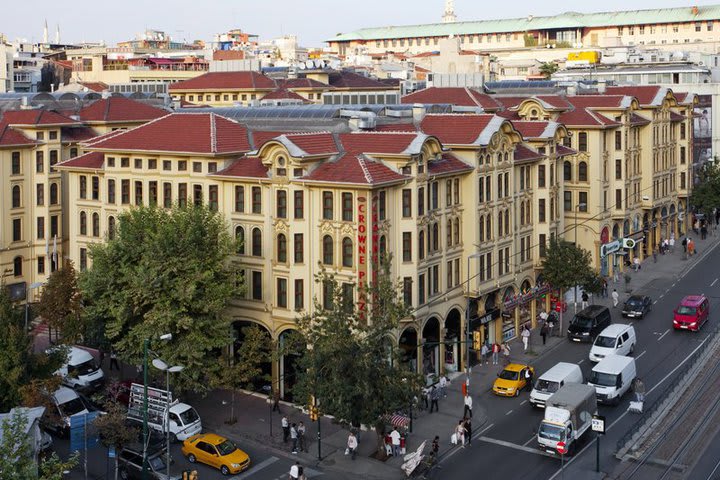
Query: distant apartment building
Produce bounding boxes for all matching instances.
[0,34,14,92]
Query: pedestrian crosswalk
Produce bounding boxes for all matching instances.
[228,456,322,479]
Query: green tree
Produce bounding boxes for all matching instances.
[539,61,559,79]
[79,204,239,391]
[94,401,138,480]
[35,260,84,344]
[293,259,422,455]
[0,410,78,479]
[541,238,596,324]
[690,160,720,215]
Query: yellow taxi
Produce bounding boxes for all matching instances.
[492,363,535,397]
[182,433,250,475]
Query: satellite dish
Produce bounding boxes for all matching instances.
[298,63,306,70]
[305,60,315,69]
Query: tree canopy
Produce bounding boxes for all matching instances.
[691,160,720,215]
[79,204,239,391]
[539,62,559,79]
[35,260,84,344]
[541,238,597,295]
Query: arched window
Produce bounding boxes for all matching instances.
[497,174,503,198]
[322,235,334,265]
[379,235,387,258]
[479,215,485,241]
[519,202,525,226]
[252,227,262,257]
[453,218,460,245]
[92,212,100,237]
[11,186,20,208]
[108,216,116,240]
[277,234,287,263]
[486,216,492,240]
[13,256,22,277]
[578,161,588,182]
[525,201,531,225]
[418,230,425,260]
[432,223,439,251]
[446,221,453,247]
[563,161,572,182]
[79,211,87,235]
[342,237,353,267]
[505,209,510,235]
[235,226,245,254]
[50,183,58,205]
[498,211,503,236]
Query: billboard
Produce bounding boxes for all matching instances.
[693,95,712,164]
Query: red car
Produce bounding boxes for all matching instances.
[673,295,710,332]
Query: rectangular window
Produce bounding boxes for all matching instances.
[378,191,386,220]
[276,190,288,218]
[134,158,143,169]
[615,159,622,179]
[163,160,171,171]
[208,185,218,211]
[294,279,304,310]
[539,199,546,222]
[36,216,45,239]
[234,186,245,212]
[322,280,333,310]
[294,191,304,219]
[252,187,262,214]
[149,181,158,206]
[430,182,438,210]
[322,191,333,220]
[121,180,130,204]
[418,187,425,216]
[37,256,45,274]
[485,252,492,280]
[11,152,20,175]
[193,184,203,206]
[252,271,262,300]
[80,248,87,272]
[402,232,412,262]
[538,165,546,188]
[564,191,572,212]
[680,146,686,164]
[36,151,44,173]
[92,176,99,200]
[403,277,412,307]
[447,261,453,288]
[178,160,187,171]
[36,131,44,140]
[294,233,304,263]
[79,176,87,199]
[178,183,187,207]
[578,132,587,152]
[134,181,143,206]
[615,131,622,150]
[277,278,288,308]
[50,215,58,237]
[446,179,452,207]
[418,273,426,305]
[148,159,157,169]
[615,189,622,209]
[681,172,686,189]
[342,193,353,221]
[12,218,21,242]
[49,150,58,171]
[431,265,439,295]
[539,234,547,257]
[453,178,460,204]
[108,179,117,204]
[578,192,588,211]
[193,162,202,173]
[36,184,44,206]
[402,189,412,217]
[163,182,172,208]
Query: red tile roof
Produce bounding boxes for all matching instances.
[339,132,420,155]
[606,86,663,106]
[260,89,310,102]
[62,126,98,143]
[81,129,128,147]
[402,87,500,110]
[514,144,544,163]
[79,82,109,92]
[510,121,552,139]
[212,156,269,179]
[557,109,619,128]
[373,123,418,132]
[283,132,338,156]
[2,109,80,127]
[669,111,686,122]
[328,71,390,90]
[674,92,693,104]
[78,97,168,123]
[55,151,104,170]
[427,153,473,176]
[301,154,407,186]
[0,123,38,147]
[568,95,628,109]
[630,113,651,125]
[87,113,251,155]
[556,145,576,157]
[168,71,277,91]
[278,78,330,89]
[412,51,440,58]
[492,96,532,109]
[535,95,573,109]
[249,130,292,149]
[420,114,497,145]
[212,50,245,61]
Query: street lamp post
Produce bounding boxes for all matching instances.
[152,358,184,480]
[142,333,173,480]
[24,281,43,332]
[574,203,588,313]
[465,253,483,390]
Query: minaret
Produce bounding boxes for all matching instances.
[55,24,60,44]
[43,19,48,44]
[442,0,457,23]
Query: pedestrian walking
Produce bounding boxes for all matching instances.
[688,238,696,256]
[581,291,589,310]
[298,466,306,480]
[612,289,619,308]
[632,377,646,402]
[464,417,472,445]
[109,349,120,371]
[282,415,290,443]
[290,423,298,453]
[540,322,548,345]
[289,462,300,480]
[480,343,489,365]
[682,237,688,253]
[390,427,401,456]
[272,389,281,413]
[633,257,641,271]
[521,326,530,351]
[297,421,307,452]
[431,436,440,461]
[601,278,608,298]
[502,342,511,365]
[421,386,430,410]
[524,367,533,391]
[456,420,466,447]
[669,235,675,253]
[653,249,658,263]
[492,342,500,365]
[463,394,473,418]
[439,374,448,398]
[347,431,358,460]
[702,224,708,240]
[430,385,440,413]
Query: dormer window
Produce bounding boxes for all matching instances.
[276,156,287,177]
[530,108,540,120]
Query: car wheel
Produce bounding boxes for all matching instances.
[187,454,196,463]
[221,465,230,475]
[515,389,520,397]
[629,343,635,354]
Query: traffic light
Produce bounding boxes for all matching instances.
[309,407,319,421]
[472,330,482,351]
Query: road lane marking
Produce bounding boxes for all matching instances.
[478,436,555,457]
[229,456,279,479]
[520,400,528,405]
[577,359,585,365]
[636,350,647,360]
[712,278,718,287]
[659,294,665,299]
[471,422,495,441]
[505,410,514,415]
[654,300,658,304]
[523,434,536,446]
[547,324,714,480]
[658,329,670,341]
[444,423,497,463]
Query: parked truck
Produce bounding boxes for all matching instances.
[126,383,202,442]
[537,383,597,456]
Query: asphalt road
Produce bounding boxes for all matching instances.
[434,240,720,480]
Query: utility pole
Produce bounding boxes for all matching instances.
[142,338,149,480]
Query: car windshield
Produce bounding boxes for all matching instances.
[626,298,643,306]
[534,379,559,393]
[538,423,565,441]
[589,371,617,387]
[571,316,593,328]
[60,398,86,416]
[148,455,167,471]
[178,407,199,426]
[594,336,616,348]
[70,359,97,377]
[677,306,697,315]
[499,369,520,381]
[216,439,237,456]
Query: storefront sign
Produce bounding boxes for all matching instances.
[501,311,512,319]
[502,283,552,310]
[472,308,499,328]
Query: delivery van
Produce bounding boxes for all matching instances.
[589,324,636,362]
[529,362,583,408]
[587,355,636,405]
[53,346,105,393]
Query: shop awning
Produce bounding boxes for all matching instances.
[384,413,410,428]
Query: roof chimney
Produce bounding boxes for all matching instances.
[412,103,426,123]
[692,6,699,15]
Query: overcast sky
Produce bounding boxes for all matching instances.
[5,0,719,48]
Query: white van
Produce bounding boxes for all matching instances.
[589,324,636,363]
[54,346,105,392]
[587,355,637,405]
[50,386,89,435]
[530,362,584,408]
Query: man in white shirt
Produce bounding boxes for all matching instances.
[439,375,448,398]
[289,462,300,480]
[463,394,473,418]
[389,427,401,456]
